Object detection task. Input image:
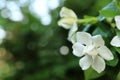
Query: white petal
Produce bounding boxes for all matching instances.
[79,55,92,70]
[60,7,77,18]
[68,24,78,37]
[72,42,84,57]
[98,46,114,60]
[110,36,120,47]
[92,35,105,47]
[58,18,75,29]
[115,15,120,30]
[92,56,105,73]
[68,24,78,43]
[76,32,92,46]
[68,34,76,44]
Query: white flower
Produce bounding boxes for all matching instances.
[114,16,120,30]
[58,7,78,43]
[0,27,6,44]
[111,15,120,47]
[72,32,114,73]
[58,7,77,29]
[111,36,120,47]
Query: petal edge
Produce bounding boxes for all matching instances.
[79,55,92,70]
[92,56,105,73]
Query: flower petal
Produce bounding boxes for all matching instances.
[79,55,92,70]
[92,56,105,73]
[92,35,105,47]
[68,24,78,43]
[58,18,76,29]
[110,36,120,47]
[72,42,84,57]
[76,32,92,46]
[97,46,114,60]
[60,7,77,18]
[115,15,120,30]
[68,33,76,44]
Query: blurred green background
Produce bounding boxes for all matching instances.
[0,0,114,80]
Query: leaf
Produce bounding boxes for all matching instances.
[115,29,120,37]
[99,9,119,17]
[115,47,120,54]
[99,1,119,18]
[84,68,104,80]
[117,72,120,80]
[92,27,107,37]
[92,25,112,38]
[106,48,119,67]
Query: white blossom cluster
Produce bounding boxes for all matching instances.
[110,16,120,47]
[58,7,118,73]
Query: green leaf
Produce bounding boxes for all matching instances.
[92,25,112,38]
[117,72,120,80]
[99,9,119,17]
[115,29,120,37]
[99,1,119,17]
[115,47,120,54]
[84,68,104,80]
[106,48,119,67]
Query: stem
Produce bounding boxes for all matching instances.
[77,17,99,25]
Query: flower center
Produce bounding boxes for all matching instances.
[62,17,76,26]
[83,45,98,56]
